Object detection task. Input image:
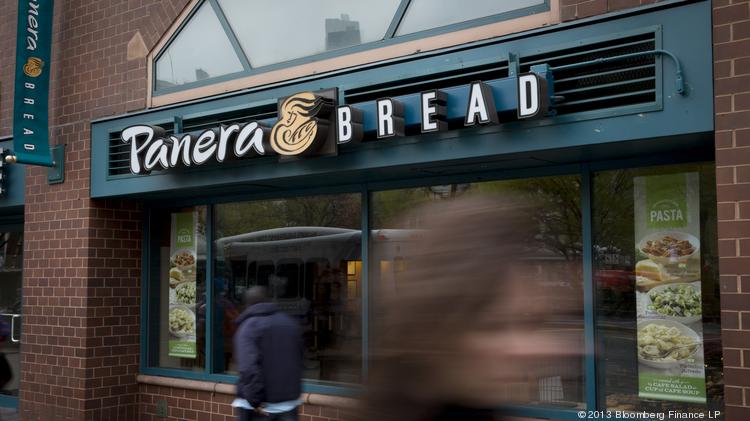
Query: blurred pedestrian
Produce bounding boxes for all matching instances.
[0,318,11,391]
[358,197,582,421]
[232,286,303,421]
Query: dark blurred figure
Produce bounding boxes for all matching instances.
[0,318,10,391]
[358,197,582,421]
[233,286,304,421]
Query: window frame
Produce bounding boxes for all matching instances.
[140,153,719,420]
[148,0,557,106]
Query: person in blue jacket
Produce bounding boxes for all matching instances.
[232,286,303,421]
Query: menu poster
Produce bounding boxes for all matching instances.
[167,212,198,358]
[633,172,706,403]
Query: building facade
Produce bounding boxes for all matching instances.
[0,0,748,420]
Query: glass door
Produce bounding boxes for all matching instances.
[0,226,23,411]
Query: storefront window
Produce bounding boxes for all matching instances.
[213,193,363,384]
[396,0,545,36]
[592,163,723,416]
[217,0,401,68]
[147,206,207,371]
[370,175,586,408]
[154,1,244,89]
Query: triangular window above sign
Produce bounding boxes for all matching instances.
[154,1,244,90]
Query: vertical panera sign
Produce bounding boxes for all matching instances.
[12,0,54,166]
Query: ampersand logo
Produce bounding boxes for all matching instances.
[23,57,43,77]
[270,92,333,156]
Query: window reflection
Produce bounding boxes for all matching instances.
[370,176,585,408]
[217,0,400,68]
[214,194,362,383]
[155,1,243,89]
[149,207,207,371]
[593,163,724,417]
[396,0,545,36]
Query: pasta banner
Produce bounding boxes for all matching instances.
[167,212,198,358]
[633,172,706,403]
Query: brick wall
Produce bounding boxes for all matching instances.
[0,0,189,420]
[560,0,662,21]
[714,0,750,420]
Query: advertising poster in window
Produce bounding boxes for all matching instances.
[168,212,198,358]
[633,172,706,403]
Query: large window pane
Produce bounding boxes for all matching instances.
[155,2,243,89]
[396,0,545,36]
[148,207,207,371]
[217,0,401,68]
[370,176,585,408]
[593,163,724,416]
[214,194,362,384]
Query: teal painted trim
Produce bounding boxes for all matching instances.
[360,187,369,380]
[206,204,215,375]
[385,0,411,39]
[47,144,65,184]
[208,0,251,71]
[153,0,549,96]
[0,394,18,409]
[93,1,713,199]
[581,164,597,411]
[302,382,361,397]
[174,115,183,134]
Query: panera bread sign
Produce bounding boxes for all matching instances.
[121,74,548,175]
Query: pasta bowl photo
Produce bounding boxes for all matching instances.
[647,283,702,325]
[170,248,196,270]
[637,319,701,370]
[637,231,699,266]
[168,304,196,339]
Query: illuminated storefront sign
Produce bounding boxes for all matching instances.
[121,72,550,175]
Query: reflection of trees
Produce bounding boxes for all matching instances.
[214,195,361,239]
[474,177,583,261]
[592,171,633,264]
[372,177,587,262]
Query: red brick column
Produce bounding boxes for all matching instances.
[0,0,190,419]
[714,0,750,420]
[21,159,143,420]
[559,0,662,21]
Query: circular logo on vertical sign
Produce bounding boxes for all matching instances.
[23,57,44,77]
[270,92,330,156]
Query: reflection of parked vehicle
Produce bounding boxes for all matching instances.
[216,227,419,383]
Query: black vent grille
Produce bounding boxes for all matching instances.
[181,104,277,133]
[107,105,277,177]
[344,61,510,104]
[520,31,657,115]
[108,122,174,177]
